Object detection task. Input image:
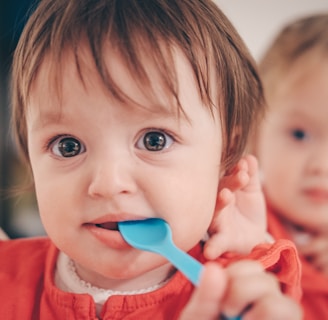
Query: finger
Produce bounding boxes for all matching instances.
[224,273,279,317]
[222,261,277,317]
[219,169,250,192]
[203,233,231,259]
[239,155,262,193]
[225,157,248,176]
[242,154,258,176]
[226,260,264,277]
[214,188,234,212]
[220,155,261,194]
[242,294,302,320]
[179,263,227,320]
[219,157,251,192]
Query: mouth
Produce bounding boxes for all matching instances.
[86,214,146,235]
[95,222,119,231]
[303,188,328,202]
[85,219,132,249]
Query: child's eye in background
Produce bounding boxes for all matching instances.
[51,136,85,157]
[291,128,308,141]
[136,130,173,151]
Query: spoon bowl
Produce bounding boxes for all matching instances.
[118,218,202,285]
[118,218,241,320]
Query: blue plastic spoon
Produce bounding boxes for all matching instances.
[118,218,241,320]
[119,217,202,285]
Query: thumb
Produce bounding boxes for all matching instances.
[204,233,231,260]
[179,263,227,320]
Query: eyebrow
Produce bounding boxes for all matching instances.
[284,108,315,119]
[29,100,189,131]
[29,108,66,131]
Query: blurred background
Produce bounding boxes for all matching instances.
[0,0,43,238]
[1,0,328,238]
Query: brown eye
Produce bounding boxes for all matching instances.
[143,131,166,151]
[52,137,85,157]
[136,130,174,152]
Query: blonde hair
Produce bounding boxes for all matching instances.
[259,13,328,101]
[12,0,264,171]
[247,13,328,154]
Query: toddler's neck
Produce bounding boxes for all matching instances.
[54,251,171,316]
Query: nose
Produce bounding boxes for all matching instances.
[87,151,138,199]
[306,146,328,176]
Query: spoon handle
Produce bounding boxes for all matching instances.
[161,242,242,320]
[160,241,203,286]
[160,243,241,320]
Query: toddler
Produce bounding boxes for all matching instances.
[0,0,302,319]
[253,13,328,320]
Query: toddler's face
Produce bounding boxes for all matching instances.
[257,58,328,233]
[26,44,224,289]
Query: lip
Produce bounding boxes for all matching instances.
[303,188,328,204]
[84,214,146,250]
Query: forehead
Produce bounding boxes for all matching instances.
[27,41,219,125]
[28,44,167,112]
[268,57,328,125]
[269,52,327,99]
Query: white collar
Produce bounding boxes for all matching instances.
[54,251,169,314]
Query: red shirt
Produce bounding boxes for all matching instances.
[0,237,301,319]
[268,207,328,320]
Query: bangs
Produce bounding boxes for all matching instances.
[39,0,215,116]
[12,0,264,171]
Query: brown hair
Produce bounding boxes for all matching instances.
[259,13,328,101]
[12,0,263,171]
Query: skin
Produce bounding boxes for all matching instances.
[25,42,302,319]
[0,228,8,240]
[256,56,328,275]
[27,44,223,291]
[205,154,268,259]
[180,261,302,320]
[257,57,328,233]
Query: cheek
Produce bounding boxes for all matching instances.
[35,186,59,228]
[262,155,301,212]
[261,145,301,184]
[164,164,220,249]
[33,172,72,231]
[258,132,293,183]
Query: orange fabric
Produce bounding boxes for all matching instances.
[0,237,301,319]
[268,207,328,320]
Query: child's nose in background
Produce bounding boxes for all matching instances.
[306,145,328,176]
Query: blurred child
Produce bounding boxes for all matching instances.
[253,13,328,320]
[0,0,302,319]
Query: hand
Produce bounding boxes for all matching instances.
[296,232,328,276]
[0,228,9,240]
[204,155,268,260]
[179,260,302,320]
